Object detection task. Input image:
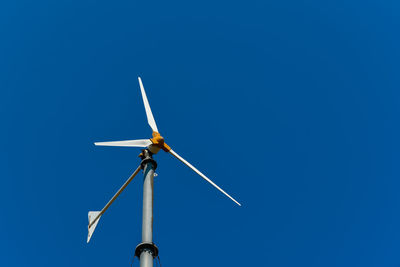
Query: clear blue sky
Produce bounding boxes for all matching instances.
[1,0,400,266]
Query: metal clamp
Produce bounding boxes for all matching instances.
[139,149,157,170]
[135,242,159,258]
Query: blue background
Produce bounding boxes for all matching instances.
[1,0,400,266]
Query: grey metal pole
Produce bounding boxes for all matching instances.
[140,161,155,267]
[135,149,159,267]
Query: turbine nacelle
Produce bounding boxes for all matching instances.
[149,131,170,154]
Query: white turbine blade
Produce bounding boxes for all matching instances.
[94,139,152,147]
[138,77,158,132]
[87,211,101,243]
[169,149,241,206]
[86,166,142,243]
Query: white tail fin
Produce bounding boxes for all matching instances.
[87,211,101,243]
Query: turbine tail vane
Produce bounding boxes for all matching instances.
[86,166,142,243]
[87,211,102,243]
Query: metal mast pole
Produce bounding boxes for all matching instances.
[135,149,159,267]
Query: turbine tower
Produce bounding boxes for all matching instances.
[87,77,241,267]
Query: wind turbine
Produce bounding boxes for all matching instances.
[88,77,241,267]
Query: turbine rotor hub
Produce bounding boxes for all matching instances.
[150,131,171,152]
